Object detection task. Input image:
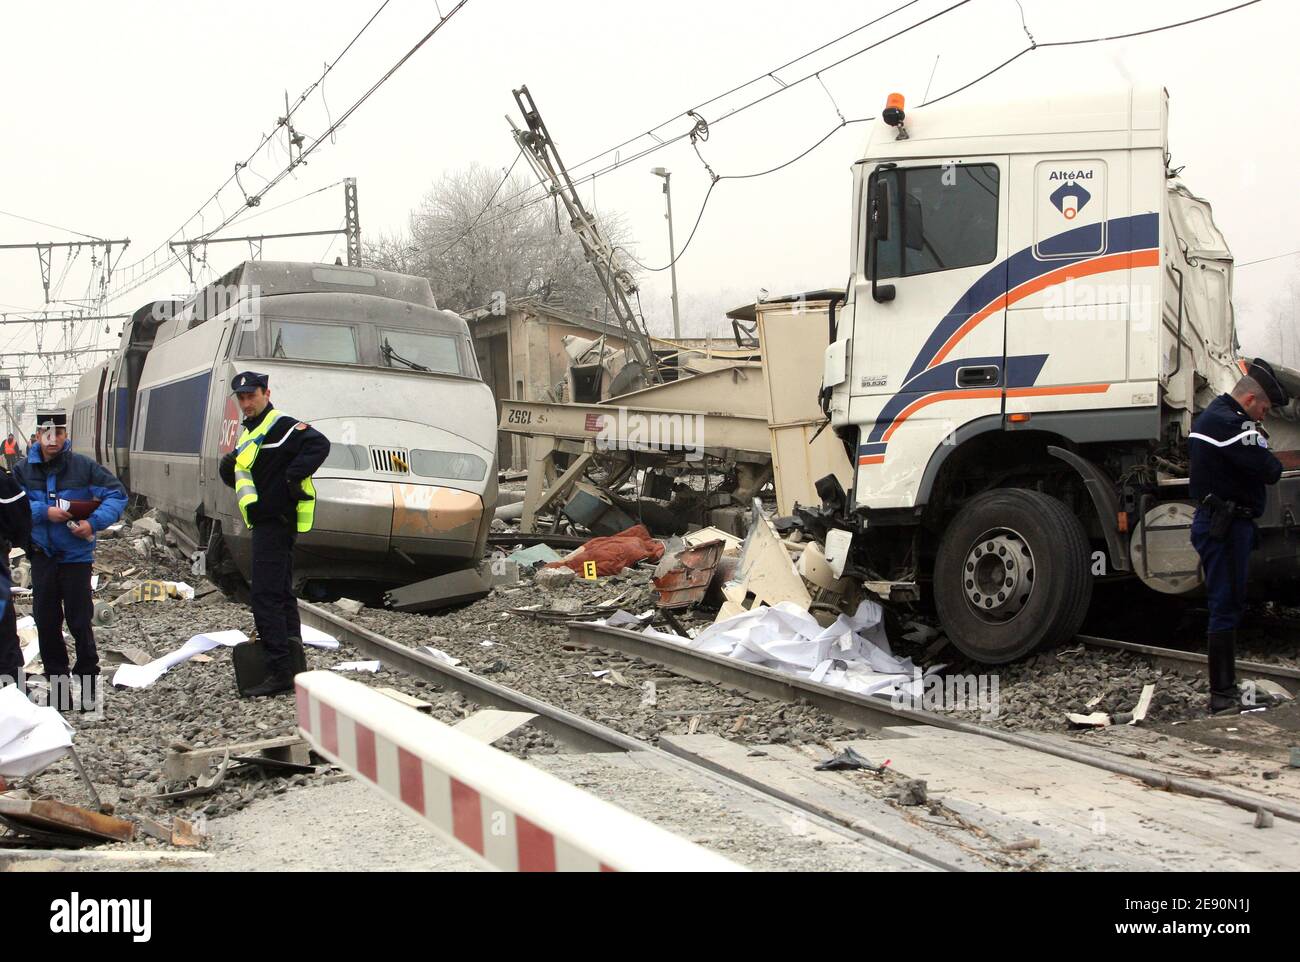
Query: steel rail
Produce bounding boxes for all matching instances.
[291,599,954,870]
[1076,634,1300,695]
[565,622,1300,825]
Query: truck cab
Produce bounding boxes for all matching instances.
[821,85,1300,663]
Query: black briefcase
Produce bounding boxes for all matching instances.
[233,636,307,698]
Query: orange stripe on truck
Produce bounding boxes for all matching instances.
[927,248,1159,370]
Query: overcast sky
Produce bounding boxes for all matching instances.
[1,0,1296,401]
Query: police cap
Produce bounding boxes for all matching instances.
[230,371,269,394]
[36,408,67,429]
[1247,358,1288,408]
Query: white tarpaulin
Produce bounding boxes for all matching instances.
[644,599,936,698]
[111,625,340,689]
[0,684,74,777]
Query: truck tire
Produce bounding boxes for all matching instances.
[934,488,1092,664]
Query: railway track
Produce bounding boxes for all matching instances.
[293,600,963,871]
[560,620,1300,825]
[1075,634,1300,695]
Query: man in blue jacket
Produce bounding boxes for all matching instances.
[1189,359,1287,714]
[14,408,127,712]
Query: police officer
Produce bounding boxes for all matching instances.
[0,469,32,689]
[219,373,328,697]
[14,409,128,712]
[1189,359,1287,714]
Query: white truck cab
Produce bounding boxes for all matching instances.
[820,85,1300,662]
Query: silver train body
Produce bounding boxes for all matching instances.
[65,261,498,596]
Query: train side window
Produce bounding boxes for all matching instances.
[234,324,258,358]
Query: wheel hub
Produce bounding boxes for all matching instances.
[962,529,1035,624]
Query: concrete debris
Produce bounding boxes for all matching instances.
[131,516,165,543]
[534,566,576,590]
[1002,837,1041,852]
[1066,712,1112,728]
[482,557,520,587]
[889,778,928,806]
[506,543,562,567]
[1254,808,1275,829]
[334,598,366,616]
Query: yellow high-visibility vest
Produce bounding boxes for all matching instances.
[233,408,316,532]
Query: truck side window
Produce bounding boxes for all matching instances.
[868,164,999,281]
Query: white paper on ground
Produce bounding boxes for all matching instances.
[110,630,249,690]
[0,684,73,777]
[16,616,39,668]
[301,625,339,650]
[642,599,935,699]
[332,660,381,673]
[422,647,460,667]
[91,575,100,591]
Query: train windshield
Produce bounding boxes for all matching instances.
[268,320,360,363]
[379,330,462,375]
[236,310,476,378]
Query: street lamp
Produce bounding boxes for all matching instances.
[651,167,682,340]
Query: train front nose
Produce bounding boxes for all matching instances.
[306,478,486,565]
[296,417,495,583]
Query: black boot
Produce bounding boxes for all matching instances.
[1207,631,1240,714]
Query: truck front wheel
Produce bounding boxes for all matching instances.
[934,488,1092,664]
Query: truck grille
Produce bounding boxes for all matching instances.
[370,446,411,474]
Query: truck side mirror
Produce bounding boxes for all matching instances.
[871,179,896,303]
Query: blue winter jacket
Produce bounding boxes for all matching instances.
[14,441,128,564]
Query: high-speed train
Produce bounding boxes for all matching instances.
[63,261,498,598]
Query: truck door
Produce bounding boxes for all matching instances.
[1004,153,1149,416]
[850,157,1009,508]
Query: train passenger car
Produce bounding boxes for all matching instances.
[69,261,498,597]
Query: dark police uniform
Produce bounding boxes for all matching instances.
[1188,360,1286,712]
[14,412,128,711]
[0,471,32,688]
[218,373,328,694]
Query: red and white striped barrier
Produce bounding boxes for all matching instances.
[295,671,743,872]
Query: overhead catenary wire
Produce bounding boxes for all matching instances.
[105,0,415,301]
[432,0,1269,273]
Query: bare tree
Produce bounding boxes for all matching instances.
[365,162,639,317]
